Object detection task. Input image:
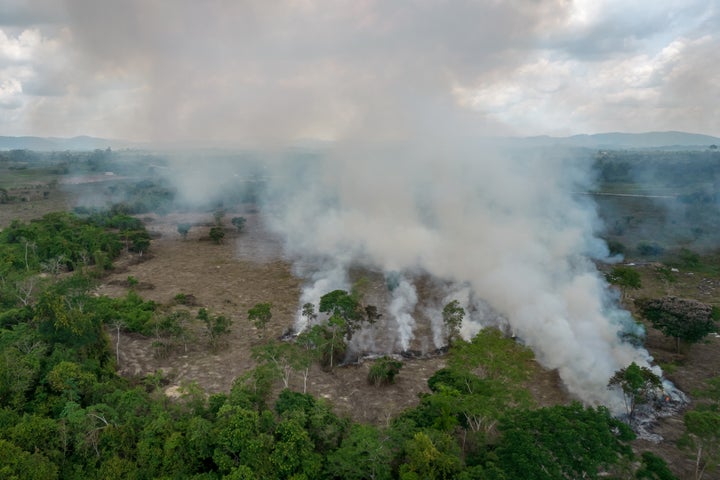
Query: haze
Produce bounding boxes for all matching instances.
[0,0,718,143]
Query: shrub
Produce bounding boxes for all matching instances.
[368,356,403,386]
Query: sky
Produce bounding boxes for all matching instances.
[0,0,718,143]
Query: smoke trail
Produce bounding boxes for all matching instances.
[387,276,418,351]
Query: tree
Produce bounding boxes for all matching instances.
[231,216,246,232]
[679,376,720,480]
[607,362,662,421]
[606,265,642,300]
[177,223,191,240]
[679,410,720,480]
[400,431,463,480]
[294,328,321,392]
[209,226,225,244]
[248,302,272,338]
[198,308,232,351]
[495,402,635,480]
[442,300,465,345]
[635,452,678,480]
[635,297,717,353]
[319,289,364,334]
[109,319,126,366]
[325,424,392,480]
[251,341,294,389]
[270,414,322,479]
[368,356,403,386]
[213,208,226,225]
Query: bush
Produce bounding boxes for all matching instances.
[209,227,225,244]
[368,356,403,386]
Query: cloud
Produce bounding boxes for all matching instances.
[0,1,718,138]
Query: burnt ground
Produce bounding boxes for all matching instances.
[3,188,720,478]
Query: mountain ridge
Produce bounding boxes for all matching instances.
[1,131,719,151]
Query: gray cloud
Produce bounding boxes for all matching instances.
[1,0,718,139]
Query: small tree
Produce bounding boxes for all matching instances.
[177,223,191,240]
[209,226,225,244]
[248,302,272,338]
[367,356,403,386]
[636,297,717,353]
[231,216,246,232]
[198,308,232,352]
[213,209,225,225]
[301,302,317,326]
[606,265,642,300]
[251,340,294,389]
[679,410,720,480]
[608,362,662,420]
[442,300,465,346]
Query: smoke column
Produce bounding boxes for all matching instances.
[387,277,419,351]
[265,140,654,412]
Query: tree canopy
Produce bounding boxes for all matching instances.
[636,297,717,352]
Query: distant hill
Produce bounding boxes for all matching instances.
[2,131,719,152]
[515,131,720,150]
[0,135,124,151]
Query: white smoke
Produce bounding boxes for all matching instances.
[264,139,654,412]
[292,259,349,332]
[387,277,418,351]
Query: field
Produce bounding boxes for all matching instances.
[2,156,720,478]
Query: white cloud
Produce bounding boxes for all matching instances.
[0,1,717,139]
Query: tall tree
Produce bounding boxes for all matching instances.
[635,297,717,353]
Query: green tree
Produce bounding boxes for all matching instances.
[212,404,274,476]
[400,430,463,480]
[442,300,465,345]
[635,451,678,480]
[209,226,225,244]
[213,208,226,225]
[368,356,403,386]
[0,438,59,480]
[198,308,232,352]
[177,223,191,240]
[248,302,272,338]
[325,424,392,480]
[231,216,247,232]
[607,362,662,420]
[635,297,717,353]
[270,413,322,479]
[679,410,720,480]
[319,289,364,335]
[251,340,294,389]
[606,265,642,300]
[495,403,635,480]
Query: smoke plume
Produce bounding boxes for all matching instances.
[264,139,654,411]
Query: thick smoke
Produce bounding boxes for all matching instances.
[264,139,654,411]
[387,277,418,351]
